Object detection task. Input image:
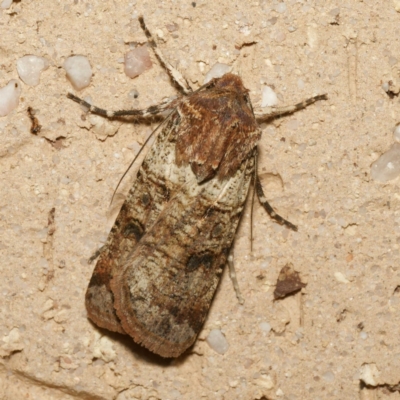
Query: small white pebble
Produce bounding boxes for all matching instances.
[382,80,400,95]
[371,143,400,182]
[254,373,275,389]
[92,335,116,363]
[261,85,278,107]
[381,82,390,92]
[1,0,13,9]
[63,55,92,91]
[229,379,239,388]
[334,271,350,284]
[2,328,21,344]
[0,80,22,117]
[124,46,152,79]
[359,363,380,386]
[155,28,164,39]
[322,371,335,382]
[259,322,272,333]
[17,55,49,86]
[204,63,231,84]
[360,331,368,340]
[275,2,287,13]
[206,329,229,354]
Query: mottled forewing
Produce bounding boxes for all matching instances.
[85,114,183,333]
[110,150,255,357]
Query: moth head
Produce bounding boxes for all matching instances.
[213,73,253,110]
[214,73,248,95]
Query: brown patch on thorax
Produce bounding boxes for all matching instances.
[175,74,261,183]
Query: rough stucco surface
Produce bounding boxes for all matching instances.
[1,1,400,399]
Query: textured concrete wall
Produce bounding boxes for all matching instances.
[1,1,400,399]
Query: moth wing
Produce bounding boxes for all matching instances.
[111,153,255,357]
[85,114,185,333]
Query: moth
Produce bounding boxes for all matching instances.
[68,17,326,358]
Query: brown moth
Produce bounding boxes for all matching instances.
[68,17,326,358]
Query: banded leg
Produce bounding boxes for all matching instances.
[255,94,327,122]
[67,93,177,119]
[255,174,298,232]
[228,253,244,305]
[139,16,192,95]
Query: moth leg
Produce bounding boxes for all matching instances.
[139,16,193,95]
[67,93,176,119]
[255,174,298,232]
[228,254,245,305]
[254,93,327,122]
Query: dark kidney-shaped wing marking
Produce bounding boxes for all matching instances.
[110,152,255,357]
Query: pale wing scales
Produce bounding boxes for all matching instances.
[85,113,188,333]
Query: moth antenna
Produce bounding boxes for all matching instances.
[109,111,174,206]
[250,148,258,253]
[230,41,258,78]
[138,16,193,95]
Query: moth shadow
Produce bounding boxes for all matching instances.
[89,322,190,366]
